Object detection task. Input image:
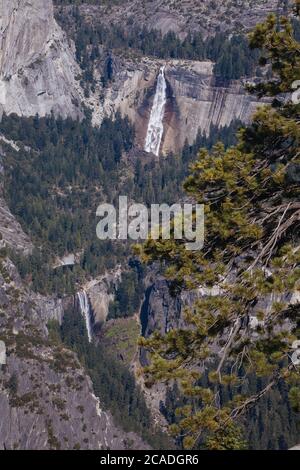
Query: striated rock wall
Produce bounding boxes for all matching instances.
[79,267,121,330]
[0,0,83,119]
[97,57,269,155]
[163,61,269,153]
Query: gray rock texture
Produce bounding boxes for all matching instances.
[0,0,83,119]
[0,354,141,450]
[0,141,33,254]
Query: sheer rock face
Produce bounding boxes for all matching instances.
[84,270,121,327]
[95,57,268,155]
[0,0,83,119]
[140,278,184,341]
[0,355,132,450]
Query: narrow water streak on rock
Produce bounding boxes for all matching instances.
[77,290,93,343]
[144,66,167,156]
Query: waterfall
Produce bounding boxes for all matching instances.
[77,291,93,343]
[144,66,167,156]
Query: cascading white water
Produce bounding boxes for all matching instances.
[77,291,93,343]
[144,66,167,156]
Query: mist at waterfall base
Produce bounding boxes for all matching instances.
[144,66,167,157]
[77,291,93,343]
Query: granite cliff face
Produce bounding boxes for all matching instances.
[0,0,298,450]
[139,265,298,429]
[0,0,83,119]
[0,139,149,449]
[140,277,184,341]
[0,140,145,450]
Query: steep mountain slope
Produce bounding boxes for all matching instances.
[0,0,298,452]
[0,0,83,119]
[0,256,146,450]
[56,0,282,38]
[0,132,148,449]
[80,55,268,154]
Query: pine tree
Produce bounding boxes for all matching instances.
[137,2,300,450]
